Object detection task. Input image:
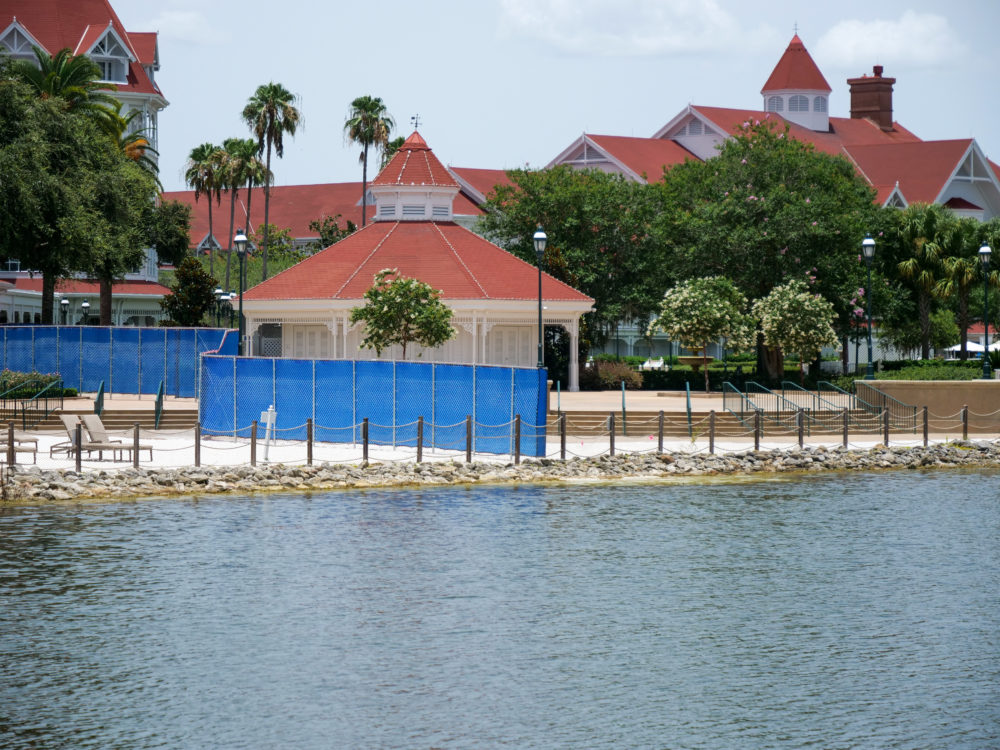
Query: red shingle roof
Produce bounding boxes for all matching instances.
[1,0,163,98]
[127,31,157,65]
[847,140,972,204]
[448,167,513,205]
[587,134,696,181]
[5,278,170,296]
[761,35,831,93]
[243,221,592,303]
[372,131,457,187]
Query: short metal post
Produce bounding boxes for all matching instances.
[75,423,82,472]
[307,418,313,466]
[194,424,201,467]
[842,408,849,449]
[754,410,761,451]
[251,420,257,466]
[465,415,472,463]
[6,421,14,466]
[417,416,424,463]
[922,406,928,447]
[797,408,804,449]
[962,405,969,441]
[709,410,716,454]
[514,415,521,465]
[362,418,369,465]
[609,412,615,457]
[657,410,664,454]
[133,423,140,468]
[559,413,566,460]
[883,408,890,446]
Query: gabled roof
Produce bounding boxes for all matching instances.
[586,134,696,182]
[944,197,983,211]
[761,34,831,93]
[372,131,457,187]
[0,0,163,98]
[243,221,593,304]
[847,140,973,204]
[127,31,157,66]
[449,167,513,205]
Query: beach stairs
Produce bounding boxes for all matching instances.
[23,407,199,433]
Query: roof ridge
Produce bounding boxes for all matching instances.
[334,222,399,297]
[432,223,490,298]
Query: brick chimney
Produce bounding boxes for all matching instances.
[847,65,896,131]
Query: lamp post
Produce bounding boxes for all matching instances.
[861,234,876,379]
[213,287,224,327]
[60,297,69,326]
[234,229,248,355]
[533,226,547,369]
[980,242,992,379]
[80,298,90,326]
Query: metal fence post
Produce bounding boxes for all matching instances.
[307,418,313,466]
[466,415,472,463]
[7,421,14,466]
[416,416,424,463]
[560,413,566,460]
[797,408,804,449]
[842,408,849,449]
[962,405,969,441]
[709,410,716,455]
[609,412,615,457]
[194,423,201,468]
[883,408,890,446]
[75,423,82,473]
[514,415,521,465]
[754,410,761,452]
[250,420,258,466]
[133,423,140,469]
[658,410,664,454]
[922,406,928,447]
[362,417,369,465]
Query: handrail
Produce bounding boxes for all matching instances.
[781,380,842,413]
[855,381,918,431]
[722,381,759,428]
[94,380,105,416]
[154,380,165,430]
[20,379,65,430]
[0,378,49,400]
[745,381,804,429]
[685,381,692,438]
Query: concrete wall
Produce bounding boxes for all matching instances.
[864,380,1000,433]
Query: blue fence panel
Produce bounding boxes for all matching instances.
[200,356,235,435]
[514,367,547,457]
[355,360,396,445]
[57,328,83,391]
[234,358,274,438]
[393,361,433,448]
[174,328,199,397]
[313,360,354,444]
[214,330,239,356]
[429,364,469,452]
[6,327,33,373]
[81,328,112,392]
[139,329,167,394]
[111,328,140,394]
[33,328,59,376]
[274,359,312,441]
[475,366,515,455]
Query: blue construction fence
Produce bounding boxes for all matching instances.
[1,326,238,397]
[200,356,548,457]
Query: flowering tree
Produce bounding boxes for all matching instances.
[752,280,839,383]
[350,269,454,359]
[650,276,755,391]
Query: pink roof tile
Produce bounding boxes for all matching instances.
[761,35,831,92]
[372,131,457,187]
[243,221,592,304]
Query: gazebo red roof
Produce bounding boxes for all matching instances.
[373,131,457,188]
[761,35,831,93]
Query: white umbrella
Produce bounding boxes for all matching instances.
[945,341,985,352]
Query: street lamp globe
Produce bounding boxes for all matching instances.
[861,234,876,379]
[233,229,248,355]
[980,243,992,379]
[533,226,547,369]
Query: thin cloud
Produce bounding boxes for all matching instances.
[815,11,960,69]
[498,0,741,56]
[146,10,229,45]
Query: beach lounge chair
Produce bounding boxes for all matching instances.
[0,428,38,464]
[81,414,153,462]
[51,414,128,460]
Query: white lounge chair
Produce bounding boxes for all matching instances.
[81,414,153,462]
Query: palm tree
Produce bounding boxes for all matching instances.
[220,137,259,289]
[897,203,952,359]
[184,142,224,276]
[344,96,395,227]
[935,217,983,360]
[242,82,301,281]
[10,47,122,137]
[380,135,405,169]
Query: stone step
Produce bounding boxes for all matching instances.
[15,409,199,433]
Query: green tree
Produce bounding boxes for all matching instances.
[308,214,356,250]
[649,276,755,391]
[220,137,260,289]
[655,120,878,377]
[380,135,405,168]
[242,82,301,281]
[349,269,455,359]
[113,105,160,188]
[753,280,840,383]
[160,257,218,326]
[145,199,192,268]
[479,166,669,355]
[934,216,987,360]
[184,142,224,276]
[344,95,394,227]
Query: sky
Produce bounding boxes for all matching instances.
[109,0,1000,193]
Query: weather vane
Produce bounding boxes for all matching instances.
[411,114,421,130]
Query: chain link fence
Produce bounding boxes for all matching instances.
[2,326,237,397]
[200,356,548,457]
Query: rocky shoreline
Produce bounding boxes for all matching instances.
[4,441,1000,504]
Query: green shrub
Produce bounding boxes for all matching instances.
[579,360,643,390]
[0,370,70,397]
[877,365,980,381]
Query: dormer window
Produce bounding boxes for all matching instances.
[789,95,809,112]
[813,96,827,113]
[0,25,39,63]
[91,32,129,83]
[766,96,784,112]
[688,120,702,136]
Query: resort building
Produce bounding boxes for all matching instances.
[240,133,594,390]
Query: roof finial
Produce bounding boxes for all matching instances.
[410,114,421,130]
[793,21,798,36]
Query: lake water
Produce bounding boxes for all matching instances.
[1,471,998,749]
